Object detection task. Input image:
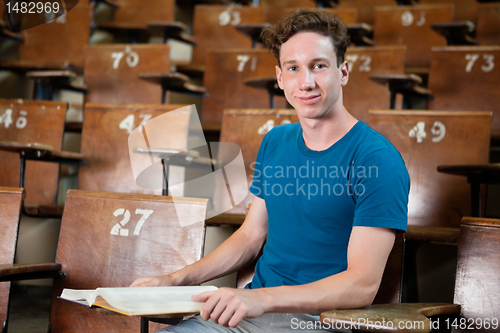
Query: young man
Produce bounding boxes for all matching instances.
[131,9,410,332]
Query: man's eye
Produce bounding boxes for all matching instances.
[288,66,298,71]
[315,64,326,69]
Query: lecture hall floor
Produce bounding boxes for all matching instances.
[7,284,51,333]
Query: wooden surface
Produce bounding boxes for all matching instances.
[0,187,24,331]
[374,4,453,70]
[50,190,208,333]
[102,0,174,28]
[201,49,288,126]
[419,0,479,22]
[368,110,491,229]
[84,44,170,104]
[321,303,461,333]
[337,0,396,25]
[18,2,91,69]
[192,5,265,66]
[0,99,67,207]
[430,22,478,46]
[453,217,500,332]
[427,46,500,132]
[78,103,188,196]
[476,3,500,46]
[344,46,406,122]
[217,109,299,215]
[279,7,358,25]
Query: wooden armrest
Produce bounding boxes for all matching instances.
[369,74,433,100]
[243,77,284,97]
[0,140,87,164]
[405,226,460,243]
[97,21,149,32]
[206,213,245,226]
[320,303,461,333]
[172,61,205,78]
[0,263,63,281]
[147,22,196,45]
[437,163,500,184]
[132,147,216,168]
[431,21,478,46]
[23,203,64,217]
[235,23,271,45]
[313,0,338,7]
[0,20,23,42]
[0,60,82,75]
[93,0,118,8]
[26,70,78,80]
[346,23,374,46]
[138,73,208,97]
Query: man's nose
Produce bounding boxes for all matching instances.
[299,69,315,90]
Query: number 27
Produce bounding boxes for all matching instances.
[110,208,154,236]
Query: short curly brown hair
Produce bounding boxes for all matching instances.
[261,8,350,68]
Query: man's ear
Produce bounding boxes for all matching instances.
[275,65,284,90]
[340,61,349,86]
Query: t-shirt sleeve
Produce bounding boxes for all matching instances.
[351,148,410,233]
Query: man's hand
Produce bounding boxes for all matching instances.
[193,287,269,328]
[129,275,176,287]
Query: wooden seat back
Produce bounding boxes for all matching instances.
[49,190,208,333]
[368,110,491,229]
[191,5,265,66]
[106,0,174,28]
[374,4,453,70]
[261,1,358,24]
[453,216,500,333]
[84,44,170,104]
[201,49,288,126]
[0,187,24,331]
[337,0,396,25]
[476,3,500,46]
[344,45,406,122]
[18,1,91,68]
[427,46,500,132]
[419,0,478,22]
[218,109,299,215]
[0,99,67,206]
[78,103,188,196]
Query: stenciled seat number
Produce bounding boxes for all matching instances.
[110,208,154,236]
[111,46,140,69]
[119,114,153,134]
[0,109,28,129]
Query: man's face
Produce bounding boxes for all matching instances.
[276,32,349,121]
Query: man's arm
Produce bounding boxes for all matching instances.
[130,196,269,287]
[193,226,396,327]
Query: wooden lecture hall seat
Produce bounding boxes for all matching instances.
[476,2,500,46]
[95,0,193,44]
[0,99,85,217]
[373,3,454,71]
[191,4,265,67]
[0,1,91,99]
[0,187,24,332]
[201,49,288,128]
[77,103,189,196]
[427,46,500,133]
[343,45,406,122]
[321,216,500,333]
[47,190,208,333]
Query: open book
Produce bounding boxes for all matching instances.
[59,286,218,316]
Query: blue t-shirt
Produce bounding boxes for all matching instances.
[248,121,410,289]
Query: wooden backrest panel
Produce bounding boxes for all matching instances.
[78,103,188,196]
[280,7,358,24]
[192,5,265,66]
[368,110,491,228]
[453,217,500,332]
[50,190,207,333]
[374,4,453,69]
[476,4,500,46]
[338,0,396,25]
[419,0,478,22]
[344,45,406,122]
[218,109,299,215]
[19,2,91,68]
[112,0,174,27]
[427,46,500,131]
[201,49,287,126]
[0,99,67,206]
[0,187,24,331]
[84,44,170,104]
[260,0,315,23]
